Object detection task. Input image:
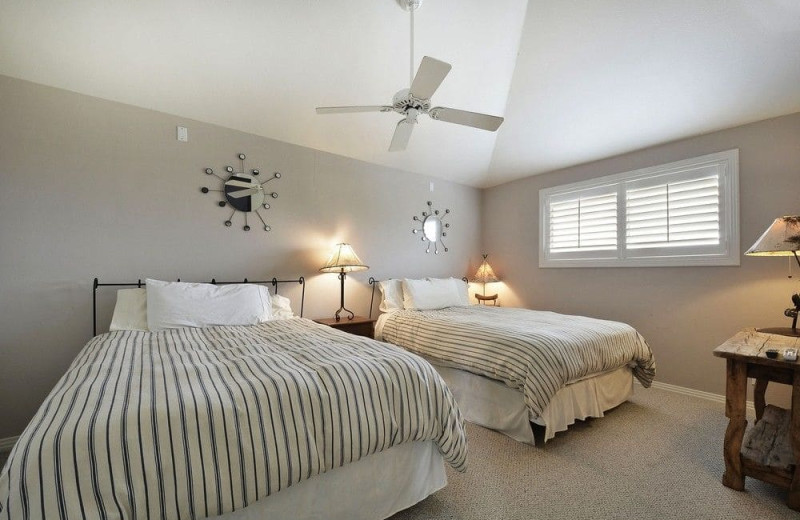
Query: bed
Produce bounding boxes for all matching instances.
[0,278,467,520]
[371,277,656,444]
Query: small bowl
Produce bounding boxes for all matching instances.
[765,349,779,359]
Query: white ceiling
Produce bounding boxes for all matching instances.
[1,0,799,188]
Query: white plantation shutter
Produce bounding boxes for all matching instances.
[626,173,720,249]
[540,150,739,267]
[550,192,617,253]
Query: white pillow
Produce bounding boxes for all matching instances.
[401,278,466,311]
[146,279,272,331]
[447,277,471,306]
[379,279,405,312]
[109,288,149,331]
[271,293,294,319]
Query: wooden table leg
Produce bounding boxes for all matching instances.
[788,372,800,511]
[754,379,768,422]
[722,359,748,490]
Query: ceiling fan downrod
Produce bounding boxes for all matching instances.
[398,0,423,87]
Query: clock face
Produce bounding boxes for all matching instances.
[224,175,265,212]
[201,153,281,232]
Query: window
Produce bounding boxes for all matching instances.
[539,150,739,267]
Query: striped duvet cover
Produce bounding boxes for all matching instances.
[378,306,656,418]
[0,318,466,520]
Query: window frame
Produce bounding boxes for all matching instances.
[539,149,740,268]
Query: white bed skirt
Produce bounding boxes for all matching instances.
[214,440,446,520]
[431,363,633,444]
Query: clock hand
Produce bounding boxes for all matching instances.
[226,179,259,189]
[227,186,262,199]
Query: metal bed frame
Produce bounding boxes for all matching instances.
[93,276,305,336]
[367,276,468,319]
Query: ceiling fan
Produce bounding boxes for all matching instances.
[315,0,504,152]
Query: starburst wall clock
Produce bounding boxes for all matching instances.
[201,153,281,232]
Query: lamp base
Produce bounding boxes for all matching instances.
[334,306,355,322]
[757,327,800,337]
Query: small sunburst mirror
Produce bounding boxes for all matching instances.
[412,201,450,254]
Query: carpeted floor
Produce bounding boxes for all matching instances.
[389,386,798,520]
[0,388,797,518]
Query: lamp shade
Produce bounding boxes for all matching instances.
[745,216,800,256]
[469,254,500,283]
[320,243,369,273]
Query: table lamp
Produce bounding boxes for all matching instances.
[320,243,368,321]
[745,216,800,336]
[469,254,500,304]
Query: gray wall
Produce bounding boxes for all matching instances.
[483,112,800,404]
[0,75,481,439]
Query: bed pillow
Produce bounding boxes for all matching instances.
[448,277,471,306]
[271,293,294,319]
[109,288,149,331]
[424,277,471,306]
[146,279,272,331]
[402,277,466,311]
[379,279,405,312]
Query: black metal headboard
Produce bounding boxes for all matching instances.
[93,276,305,336]
[367,276,468,319]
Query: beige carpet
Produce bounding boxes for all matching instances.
[0,388,796,518]
[390,386,798,520]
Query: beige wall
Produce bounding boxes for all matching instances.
[3,71,798,441]
[0,75,481,439]
[483,112,800,403]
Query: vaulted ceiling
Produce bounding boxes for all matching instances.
[1,0,799,188]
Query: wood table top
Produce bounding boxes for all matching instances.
[713,328,800,369]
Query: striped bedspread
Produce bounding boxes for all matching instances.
[378,306,655,418]
[0,319,466,520]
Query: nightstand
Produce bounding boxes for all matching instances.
[713,329,800,511]
[313,316,376,339]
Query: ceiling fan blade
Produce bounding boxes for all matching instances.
[389,120,415,152]
[316,105,393,114]
[410,56,452,100]
[430,107,504,131]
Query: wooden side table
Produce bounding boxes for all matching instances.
[475,293,498,305]
[713,329,800,510]
[313,316,376,339]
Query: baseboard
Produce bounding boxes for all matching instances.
[0,436,19,452]
[638,379,756,416]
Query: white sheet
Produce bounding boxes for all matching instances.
[215,440,446,520]
[431,363,633,444]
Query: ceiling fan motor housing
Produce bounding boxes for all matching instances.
[397,0,422,11]
[392,88,431,117]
